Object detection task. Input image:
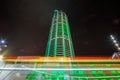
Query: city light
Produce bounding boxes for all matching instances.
[0,55,3,61]
[0,38,7,53]
[110,35,120,51]
[118,48,120,51]
[110,35,120,59]
[110,35,115,40]
[0,10,120,80]
[0,39,6,44]
[115,43,119,47]
[1,40,5,44]
[113,40,117,43]
[0,67,120,71]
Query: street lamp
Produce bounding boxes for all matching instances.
[110,35,120,59]
[110,35,120,51]
[0,38,7,53]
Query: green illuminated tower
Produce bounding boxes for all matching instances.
[45,10,75,56]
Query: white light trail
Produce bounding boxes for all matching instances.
[0,67,120,71]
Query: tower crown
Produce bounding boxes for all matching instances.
[45,10,75,57]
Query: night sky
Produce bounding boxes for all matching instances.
[0,0,120,56]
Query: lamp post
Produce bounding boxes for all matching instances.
[0,39,7,54]
[110,35,120,59]
[110,35,120,51]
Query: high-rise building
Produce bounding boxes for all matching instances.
[45,10,75,57]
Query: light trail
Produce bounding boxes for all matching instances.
[3,59,120,62]
[0,67,120,71]
[60,75,120,79]
[35,71,120,79]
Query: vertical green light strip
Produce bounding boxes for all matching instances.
[67,15,75,56]
[65,14,71,56]
[65,14,75,56]
[54,10,58,56]
[45,12,55,56]
[68,23,75,56]
[45,10,75,56]
[61,12,66,56]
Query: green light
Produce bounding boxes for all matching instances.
[111,70,116,74]
[92,70,96,74]
[45,10,75,56]
[118,70,120,73]
[52,71,57,74]
[110,79,114,80]
[54,9,58,12]
[25,10,120,80]
[59,71,65,74]
[98,70,103,74]
[102,79,106,80]
[78,70,84,74]
[118,79,120,80]
[106,64,111,66]
[94,79,99,80]
[71,77,75,80]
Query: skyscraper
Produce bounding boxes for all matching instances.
[45,10,75,57]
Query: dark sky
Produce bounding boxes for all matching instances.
[0,0,120,56]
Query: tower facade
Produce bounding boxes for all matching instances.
[45,10,75,56]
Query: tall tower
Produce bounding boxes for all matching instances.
[45,10,75,57]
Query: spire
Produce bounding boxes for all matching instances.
[45,10,75,56]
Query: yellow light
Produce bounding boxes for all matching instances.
[113,40,117,43]
[115,43,119,47]
[0,55,3,61]
[60,58,64,62]
[118,47,120,51]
